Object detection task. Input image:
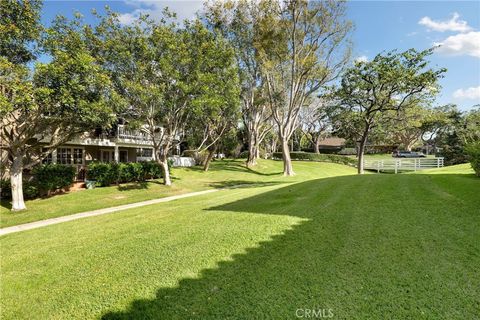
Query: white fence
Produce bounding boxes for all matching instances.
[169,156,196,167]
[364,157,444,173]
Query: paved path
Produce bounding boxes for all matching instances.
[0,189,220,236]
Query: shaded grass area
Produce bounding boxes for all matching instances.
[0,160,355,227]
[0,164,478,319]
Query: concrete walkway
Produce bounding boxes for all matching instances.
[0,189,220,236]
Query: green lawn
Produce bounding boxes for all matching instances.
[1,162,479,319]
[0,159,354,227]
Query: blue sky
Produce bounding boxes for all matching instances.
[40,1,480,110]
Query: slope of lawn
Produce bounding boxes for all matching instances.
[0,159,355,227]
[1,162,478,319]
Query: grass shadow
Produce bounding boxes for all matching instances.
[208,180,286,189]
[101,173,479,319]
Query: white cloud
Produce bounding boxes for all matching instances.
[453,86,480,100]
[355,55,368,63]
[118,1,203,25]
[419,12,472,33]
[434,31,480,58]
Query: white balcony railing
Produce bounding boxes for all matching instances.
[116,125,153,145]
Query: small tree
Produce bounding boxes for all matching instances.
[298,99,330,153]
[331,48,446,174]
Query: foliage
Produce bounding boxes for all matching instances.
[272,152,357,166]
[0,0,42,63]
[1,179,39,200]
[256,0,353,175]
[182,150,208,165]
[87,161,165,187]
[338,148,357,155]
[32,164,76,195]
[465,142,480,177]
[330,48,446,173]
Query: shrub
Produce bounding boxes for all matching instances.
[87,162,117,187]
[338,148,357,155]
[1,179,39,200]
[140,161,162,180]
[1,179,12,199]
[465,142,480,177]
[238,150,249,159]
[272,151,357,166]
[32,164,76,195]
[87,161,166,186]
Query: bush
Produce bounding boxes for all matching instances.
[238,150,249,159]
[1,179,39,200]
[338,148,357,155]
[87,161,165,186]
[272,151,357,166]
[465,142,480,177]
[87,162,118,187]
[1,179,12,199]
[32,164,76,195]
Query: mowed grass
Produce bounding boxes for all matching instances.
[0,159,355,227]
[1,162,479,319]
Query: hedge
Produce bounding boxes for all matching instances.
[1,164,75,200]
[465,142,480,177]
[87,161,165,187]
[32,164,76,195]
[272,152,357,166]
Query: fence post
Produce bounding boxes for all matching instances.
[437,158,440,168]
[377,161,380,173]
[414,158,417,172]
[395,159,398,174]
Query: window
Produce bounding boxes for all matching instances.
[73,148,83,164]
[57,148,72,164]
[42,149,53,164]
[136,148,153,157]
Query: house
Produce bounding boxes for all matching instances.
[33,122,182,180]
[317,137,346,152]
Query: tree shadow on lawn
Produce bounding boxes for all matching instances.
[101,173,479,319]
[208,180,286,189]
[183,160,282,177]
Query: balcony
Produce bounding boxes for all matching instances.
[115,125,155,146]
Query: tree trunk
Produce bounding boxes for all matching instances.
[357,135,368,175]
[246,133,257,167]
[160,158,171,186]
[11,153,27,211]
[313,137,320,154]
[203,146,216,172]
[281,138,295,176]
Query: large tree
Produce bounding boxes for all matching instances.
[256,0,352,175]
[331,48,446,174]
[185,20,240,171]
[1,12,117,210]
[203,0,272,167]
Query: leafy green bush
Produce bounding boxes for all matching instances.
[1,179,12,199]
[140,161,162,180]
[238,150,249,159]
[32,164,76,195]
[1,179,39,200]
[465,142,480,177]
[87,162,117,187]
[87,161,165,186]
[272,152,357,166]
[338,148,357,155]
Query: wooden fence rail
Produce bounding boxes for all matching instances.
[364,157,444,173]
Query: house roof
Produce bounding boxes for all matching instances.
[318,137,346,147]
